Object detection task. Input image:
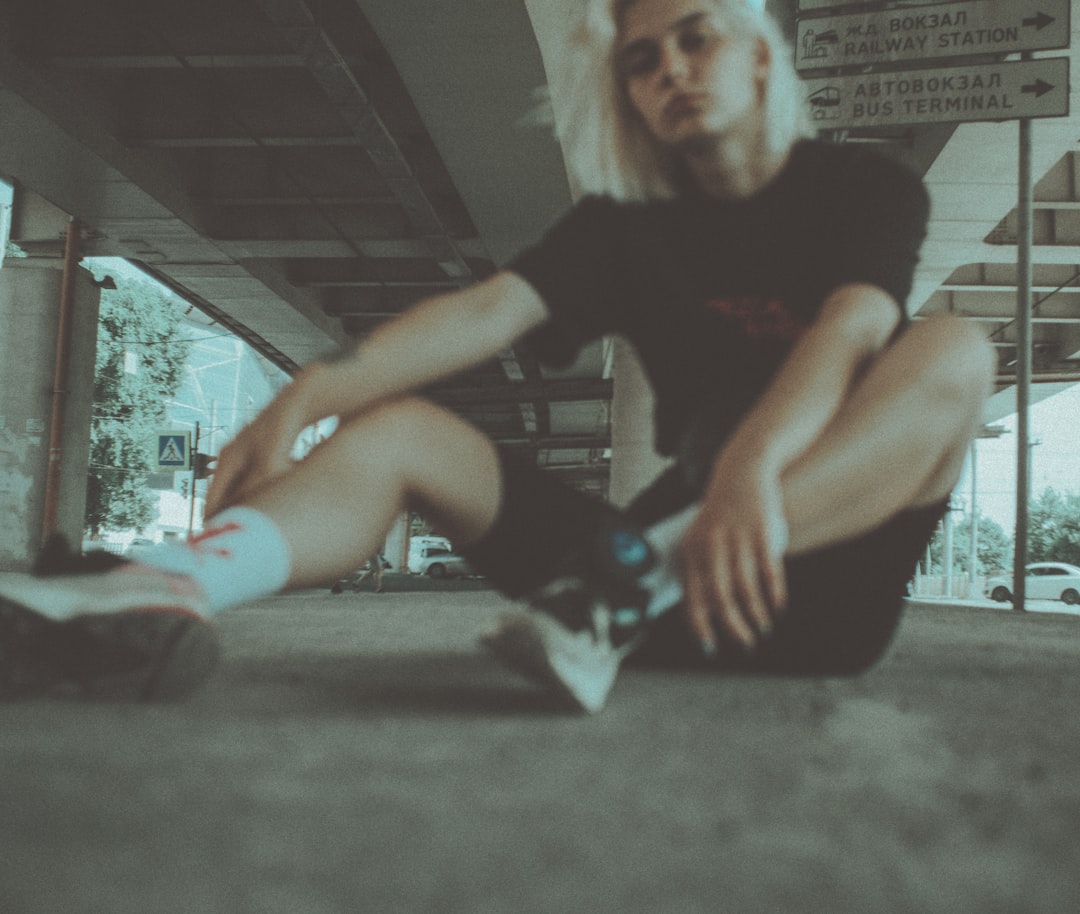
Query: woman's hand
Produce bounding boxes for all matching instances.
[203,369,319,519]
[680,450,789,653]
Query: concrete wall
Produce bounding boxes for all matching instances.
[0,260,100,570]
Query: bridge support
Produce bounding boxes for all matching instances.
[0,259,100,570]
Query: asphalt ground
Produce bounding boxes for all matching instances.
[2,577,1079,914]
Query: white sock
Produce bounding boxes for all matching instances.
[129,507,292,614]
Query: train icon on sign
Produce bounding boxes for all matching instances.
[801,28,839,60]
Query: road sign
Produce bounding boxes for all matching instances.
[797,0,1069,71]
[155,431,191,471]
[798,0,994,10]
[803,57,1068,129]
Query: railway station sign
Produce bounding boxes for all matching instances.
[803,56,1069,129]
[799,0,989,9]
[796,0,1069,71]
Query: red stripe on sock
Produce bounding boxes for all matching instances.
[188,522,242,547]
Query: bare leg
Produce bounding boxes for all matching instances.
[241,397,503,590]
[349,568,373,591]
[781,314,994,554]
[643,315,994,615]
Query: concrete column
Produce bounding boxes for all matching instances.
[0,260,100,570]
[384,513,409,574]
[607,338,671,509]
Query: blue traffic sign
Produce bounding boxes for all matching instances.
[156,431,191,470]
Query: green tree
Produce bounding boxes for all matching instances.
[86,276,191,534]
[928,513,1012,576]
[1028,487,1080,566]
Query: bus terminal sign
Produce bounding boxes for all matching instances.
[796,0,1070,71]
[803,56,1069,129]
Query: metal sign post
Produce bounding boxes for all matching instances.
[187,422,201,539]
[1013,90,1034,614]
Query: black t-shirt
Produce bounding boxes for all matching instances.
[509,140,929,456]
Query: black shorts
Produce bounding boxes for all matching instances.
[626,464,945,673]
[464,454,945,675]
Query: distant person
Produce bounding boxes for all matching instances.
[330,551,388,594]
[0,0,992,711]
[355,552,388,594]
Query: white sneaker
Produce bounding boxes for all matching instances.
[481,577,644,714]
[0,563,217,701]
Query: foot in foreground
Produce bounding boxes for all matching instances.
[481,524,655,714]
[0,538,219,701]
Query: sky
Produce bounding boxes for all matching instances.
[961,383,1080,532]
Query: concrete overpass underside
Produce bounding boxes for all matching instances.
[2,0,1080,495]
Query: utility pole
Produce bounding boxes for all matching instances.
[1013,87,1034,615]
[186,421,200,539]
[968,441,978,599]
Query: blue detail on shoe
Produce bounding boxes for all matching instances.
[611,606,644,629]
[609,529,651,569]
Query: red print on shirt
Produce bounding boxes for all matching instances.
[703,296,806,341]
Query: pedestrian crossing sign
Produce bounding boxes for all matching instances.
[155,431,191,471]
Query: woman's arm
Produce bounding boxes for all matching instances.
[680,282,902,651]
[296,271,549,423]
[205,271,548,516]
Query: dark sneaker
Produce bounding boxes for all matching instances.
[0,540,218,701]
[481,522,653,713]
[33,532,131,576]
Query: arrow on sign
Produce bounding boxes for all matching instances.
[1022,79,1055,98]
[1022,12,1056,30]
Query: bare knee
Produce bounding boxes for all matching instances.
[327,396,501,540]
[901,316,994,504]
[903,315,994,418]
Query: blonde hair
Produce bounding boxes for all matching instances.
[551,0,811,201]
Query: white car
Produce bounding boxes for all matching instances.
[411,546,474,579]
[406,536,453,573]
[985,563,1080,604]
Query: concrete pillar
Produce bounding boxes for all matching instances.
[384,513,409,574]
[607,338,671,509]
[0,260,100,570]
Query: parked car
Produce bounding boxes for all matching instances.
[985,563,1080,604]
[411,547,473,579]
[406,536,453,573]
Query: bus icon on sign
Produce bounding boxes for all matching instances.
[808,86,841,120]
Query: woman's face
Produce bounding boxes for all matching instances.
[617,0,766,148]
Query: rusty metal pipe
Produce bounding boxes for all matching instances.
[40,218,80,546]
